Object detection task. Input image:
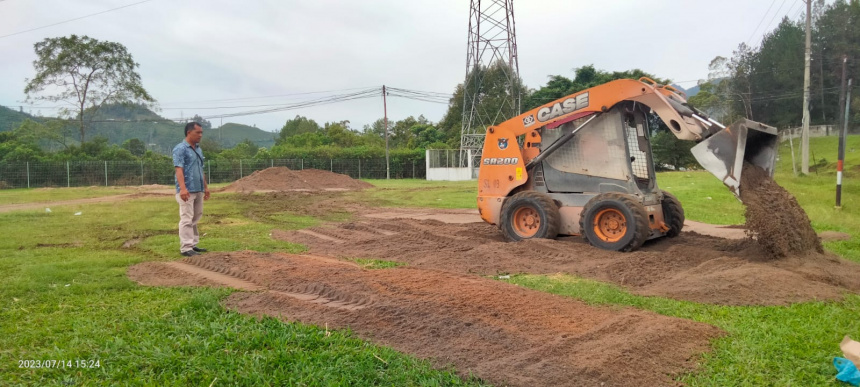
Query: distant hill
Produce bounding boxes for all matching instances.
[669,84,700,98]
[0,103,276,153]
[206,123,276,149]
[0,105,39,132]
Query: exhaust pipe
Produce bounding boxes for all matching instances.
[690,119,779,200]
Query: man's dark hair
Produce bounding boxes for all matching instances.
[184,122,202,135]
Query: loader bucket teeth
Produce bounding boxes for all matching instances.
[690,119,778,200]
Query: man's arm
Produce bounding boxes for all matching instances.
[203,172,210,200]
[175,167,190,201]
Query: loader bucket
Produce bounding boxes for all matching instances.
[690,119,779,200]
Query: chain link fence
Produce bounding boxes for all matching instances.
[0,158,426,189]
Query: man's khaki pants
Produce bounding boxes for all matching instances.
[176,192,204,253]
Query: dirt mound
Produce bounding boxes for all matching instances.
[274,217,860,306]
[740,164,823,257]
[129,252,722,386]
[221,167,373,193]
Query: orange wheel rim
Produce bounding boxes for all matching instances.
[593,208,627,242]
[512,206,540,238]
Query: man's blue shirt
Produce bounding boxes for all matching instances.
[172,140,205,193]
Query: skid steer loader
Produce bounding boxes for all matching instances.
[477,78,778,252]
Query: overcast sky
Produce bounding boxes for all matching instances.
[0,0,810,133]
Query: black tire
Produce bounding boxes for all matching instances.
[661,190,685,238]
[500,191,561,241]
[579,192,650,252]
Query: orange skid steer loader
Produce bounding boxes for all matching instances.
[477,78,778,252]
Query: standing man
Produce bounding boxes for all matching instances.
[173,122,210,257]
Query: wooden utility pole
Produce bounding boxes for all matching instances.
[383,85,390,180]
[801,0,812,174]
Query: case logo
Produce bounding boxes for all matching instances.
[498,138,508,150]
[536,92,590,122]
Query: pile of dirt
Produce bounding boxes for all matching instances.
[274,216,860,306]
[129,252,722,386]
[739,164,823,258]
[221,167,373,193]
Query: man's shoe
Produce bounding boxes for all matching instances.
[192,246,208,253]
[180,250,198,257]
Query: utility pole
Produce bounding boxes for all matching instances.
[839,56,848,132]
[801,0,812,174]
[383,85,390,180]
[837,79,851,209]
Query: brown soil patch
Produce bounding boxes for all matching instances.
[221,167,373,193]
[274,216,860,306]
[819,231,852,242]
[128,252,722,386]
[740,164,823,257]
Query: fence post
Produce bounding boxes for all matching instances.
[207,160,211,184]
[66,161,70,187]
[140,161,144,185]
[330,159,332,172]
[105,161,108,186]
[413,160,415,179]
[301,158,304,170]
[26,162,30,188]
[358,159,361,179]
[240,159,243,178]
[271,159,274,168]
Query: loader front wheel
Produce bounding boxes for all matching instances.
[579,193,650,252]
[661,190,685,238]
[500,192,560,241]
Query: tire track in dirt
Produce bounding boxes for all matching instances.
[273,216,860,306]
[129,251,722,387]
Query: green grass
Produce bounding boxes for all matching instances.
[0,186,140,205]
[357,179,477,209]
[3,137,860,385]
[657,171,746,225]
[0,195,484,386]
[352,258,408,270]
[508,274,860,386]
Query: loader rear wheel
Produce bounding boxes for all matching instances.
[661,190,685,238]
[500,192,560,241]
[579,193,650,252]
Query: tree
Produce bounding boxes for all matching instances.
[277,115,321,144]
[522,65,671,111]
[651,131,697,171]
[438,61,529,148]
[24,35,155,143]
[122,138,146,157]
[190,114,212,130]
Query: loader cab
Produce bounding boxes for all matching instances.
[534,102,658,198]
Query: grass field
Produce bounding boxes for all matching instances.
[0,197,483,385]
[2,136,859,385]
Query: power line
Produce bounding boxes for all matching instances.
[0,0,156,39]
[760,0,791,41]
[747,0,779,46]
[160,86,380,105]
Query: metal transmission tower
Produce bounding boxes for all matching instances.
[460,0,520,167]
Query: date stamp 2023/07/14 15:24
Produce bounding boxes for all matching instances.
[18,359,101,369]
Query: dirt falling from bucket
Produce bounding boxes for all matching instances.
[739,163,823,258]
